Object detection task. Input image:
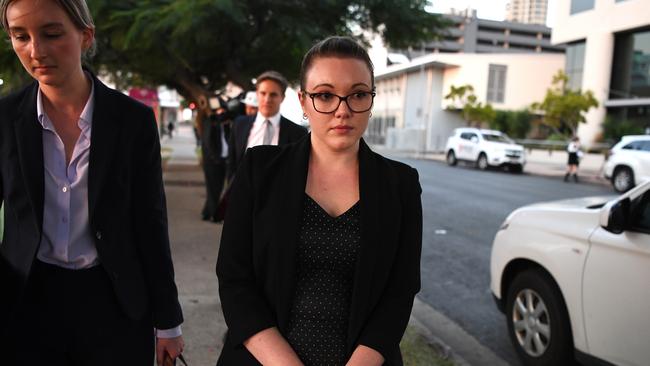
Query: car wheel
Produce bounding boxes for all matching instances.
[510,165,524,174]
[477,153,488,170]
[612,166,634,193]
[447,150,458,166]
[506,269,573,366]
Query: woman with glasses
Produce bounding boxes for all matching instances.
[217,36,423,366]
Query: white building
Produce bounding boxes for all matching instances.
[369,53,564,151]
[506,0,549,25]
[552,0,650,145]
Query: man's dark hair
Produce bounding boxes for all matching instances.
[300,36,374,91]
[256,71,288,95]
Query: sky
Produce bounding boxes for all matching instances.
[427,0,557,27]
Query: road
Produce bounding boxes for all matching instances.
[400,158,613,365]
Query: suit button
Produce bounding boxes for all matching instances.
[95,231,102,240]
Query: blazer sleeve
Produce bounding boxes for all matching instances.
[226,122,238,180]
[132,108,183,329]
[357,167,423,362]
[216,149,276,347]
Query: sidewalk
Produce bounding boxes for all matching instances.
[372,145,610,186]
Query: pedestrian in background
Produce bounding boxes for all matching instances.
[217,36,423,365]
[565,136,582,182]
[227,70,307,180]
[242,90,258,116]
[0,0,184,364]
[167,120,175,138]
[201,106,230,222]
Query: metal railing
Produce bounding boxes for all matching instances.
[514,139,612,154]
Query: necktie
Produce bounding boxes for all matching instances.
[263,120,274,145]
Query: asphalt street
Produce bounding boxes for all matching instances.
[398,158,614,365]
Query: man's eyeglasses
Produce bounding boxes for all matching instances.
[303,91,376,114]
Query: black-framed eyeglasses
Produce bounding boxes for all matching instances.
[303,91,376,113]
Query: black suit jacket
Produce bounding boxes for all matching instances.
[202,117,230,164]
[0,75,183,331]
[216,136,423,365]
[227,114,307,178]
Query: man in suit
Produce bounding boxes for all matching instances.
[201,107,230,222]
[227,71,308,179]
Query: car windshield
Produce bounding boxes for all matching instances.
[482,133,513,143]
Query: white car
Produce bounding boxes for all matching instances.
[445,128,526,172]
[604,135,650,193]
[490,181,650,366]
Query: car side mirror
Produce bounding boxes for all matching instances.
[471,136,479,144]
[600,197,631,234]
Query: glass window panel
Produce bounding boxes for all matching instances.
[487,64,507,103]
[571,0,594,14]
[630,31,650,98]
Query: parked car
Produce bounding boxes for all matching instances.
[445,128,526,172]
[603,135,650,192]
[490,181,650,366]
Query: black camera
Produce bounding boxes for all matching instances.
[208,95,245,123]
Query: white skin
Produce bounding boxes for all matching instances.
[6,0,184,363]
[256,79,285,118]
[244,56,384,366]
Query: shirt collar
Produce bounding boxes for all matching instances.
[36,74,95,135]
[254,111,281,126]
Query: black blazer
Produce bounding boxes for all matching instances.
[227,114,307,178]
[0,75,183,331]
[216,136,422,365]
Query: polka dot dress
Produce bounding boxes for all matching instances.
[286,194,361,366]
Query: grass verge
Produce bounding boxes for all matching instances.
[401,325,456,366]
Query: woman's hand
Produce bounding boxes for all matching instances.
[346,345,384,366]
[244,327,304,366]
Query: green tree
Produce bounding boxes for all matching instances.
[490,109,533,139]
[0,1,448,107]
[0,38,32,95]
[530,70,598,138]
[444,84,495,127]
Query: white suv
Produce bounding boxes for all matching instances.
[490,181,650,366]
[445,128,526,172]
[604,135,650,192]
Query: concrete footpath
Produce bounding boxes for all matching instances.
[161,126,608,365]
[372,146,610,187]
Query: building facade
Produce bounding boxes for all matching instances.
[506,0,549,25]
[552,0,650,145]
[398,11,563,58]
[369,53,565,151]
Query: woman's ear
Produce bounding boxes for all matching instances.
[81,27,95,51]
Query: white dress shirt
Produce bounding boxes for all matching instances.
[246,111,281,148]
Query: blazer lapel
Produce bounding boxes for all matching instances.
[13,83,44,234]
[278,116,289,145]
[273,136,310,332]
[87,76,120,220]
[238,117,253,156]
[347,139,382,350]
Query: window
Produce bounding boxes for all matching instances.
[622,140,650,150]
[570,0,594,14]
[487,64,507,103]
[641,141,650,152]
[566,41,586,90]
[611,30,650,99]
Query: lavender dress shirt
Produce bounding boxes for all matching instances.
[34,80,181,338]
